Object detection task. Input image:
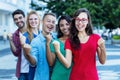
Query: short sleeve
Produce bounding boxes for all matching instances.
[93,34,101,46]
[50,41,55,53]
[65,39,71,50]
[95,34,100,40]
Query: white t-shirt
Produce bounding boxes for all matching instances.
[20,49,29,73]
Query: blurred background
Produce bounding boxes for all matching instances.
[0,0,120,80]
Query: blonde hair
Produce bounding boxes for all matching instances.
[26,11,40,42]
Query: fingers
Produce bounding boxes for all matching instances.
[52,40,59,46]
[52,40,60,50]
[7,33,12,40]
[45,34,52,43]
[98,38,105,46]
[24,44,31,49]
[23,44,31,55]
[19,34,26,46]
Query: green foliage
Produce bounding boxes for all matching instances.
[112,35,120,40]
[33,0,120,29]
[101,0,120,29]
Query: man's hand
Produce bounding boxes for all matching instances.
[19,33,26,47]
[23,44,31,55]
[45,34,52,44]
[7,33,12,41]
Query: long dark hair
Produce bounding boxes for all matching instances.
[57,15,71,38]
[69,8,93,49]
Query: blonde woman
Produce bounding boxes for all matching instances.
[20,11,40,80]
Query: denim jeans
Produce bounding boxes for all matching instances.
[28,66,36,80]
[18,73,28,80]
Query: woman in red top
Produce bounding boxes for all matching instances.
[53,8,106,80]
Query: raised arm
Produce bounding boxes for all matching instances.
[97,38,106,64]
[20,34,36,66]
[8,33,16,52]
[45,34,56,66]
[8,33,21,57]
[53,41,72,68]
[23,44,36,66]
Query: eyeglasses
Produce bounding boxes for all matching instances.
[75,18,88,23]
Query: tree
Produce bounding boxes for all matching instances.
[101,0,120,29]
[32,0,120,29]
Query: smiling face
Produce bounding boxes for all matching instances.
[42,14,56,34]
[13,14,25,29]
[28,14,39,29]
[59,19,70,36]
[75,12,88,32]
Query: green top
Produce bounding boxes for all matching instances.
[50,39,72,80]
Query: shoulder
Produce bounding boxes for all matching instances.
[65,38,70,45]
[90,34,101,43]
[91,33,100,39]
[32,36,39,42]
[13,29,19,35]
[23,31,28,35]
[23,31,29,37]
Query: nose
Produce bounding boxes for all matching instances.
[17,18,22,22]
[50,22,55,27]
[77,20,83,25]
[63,25,67,29]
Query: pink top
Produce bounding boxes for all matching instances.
[65,34,100,80]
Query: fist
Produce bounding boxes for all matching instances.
[7,33,12,40]
[19,33,26,46]
[23,44,31,55]
[98,38,105,46]
[45,34,52,43]
[52,40,60,50]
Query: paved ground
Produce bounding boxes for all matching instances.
[0,40,17,80]
[0,39,120,80]
[0,40,10,51]
[97,44,120,80]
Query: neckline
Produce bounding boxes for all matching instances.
[80,35,91,44]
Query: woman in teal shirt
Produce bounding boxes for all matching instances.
[46,15,72,80]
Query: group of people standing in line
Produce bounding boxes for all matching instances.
[7,7,106,80]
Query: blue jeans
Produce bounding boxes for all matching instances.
[28,66,36,80]
[18,73,28,80]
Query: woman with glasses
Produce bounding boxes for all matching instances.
[53,8,106,80]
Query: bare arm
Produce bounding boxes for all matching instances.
[53,41,72,68]
[23,44,36,66]
[45,34,56,66]
[7,33,20,56]
[20,34,36,66]
[97,38,106,64]
[8,33,16,52]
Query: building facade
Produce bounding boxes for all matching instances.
[0,0,30,39]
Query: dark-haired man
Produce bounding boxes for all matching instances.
[8,9,29,80]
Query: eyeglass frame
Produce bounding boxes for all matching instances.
[74,18,88,23]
